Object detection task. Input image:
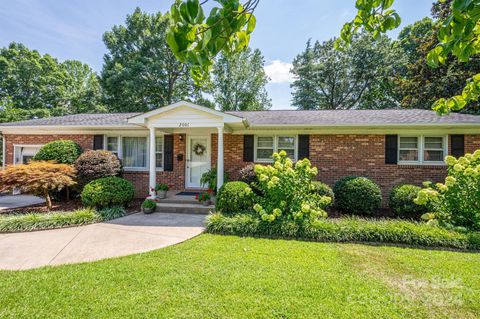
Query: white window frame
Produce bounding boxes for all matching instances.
[104,134,165,171]
[13,144,43,165]
[254,135,298,163]
[398,135,447,165]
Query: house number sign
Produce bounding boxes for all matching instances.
[179,123,189,127]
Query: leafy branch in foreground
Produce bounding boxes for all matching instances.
[338,0,480,114]
[166,0,258,83]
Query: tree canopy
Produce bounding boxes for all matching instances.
[0,42,104,123]
[291,34,405,110]
[168,0,480,114]
[101,8,200,113]
[210,48,271,111]
[395,14,480,113]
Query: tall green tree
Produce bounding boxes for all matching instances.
[62,60,106,114]
[0,43,69,116]
[210,48,270,111]
[0,42,104,122]
[101,8,199,113]
[395,13,480,113]
[291,33,405,110]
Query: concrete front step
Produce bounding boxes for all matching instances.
[155,202,214,214]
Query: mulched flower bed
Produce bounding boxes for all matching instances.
[1,198,143,215]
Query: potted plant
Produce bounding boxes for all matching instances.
[141,198,156,214]
[196,192,211,206]
[155,183,169,199]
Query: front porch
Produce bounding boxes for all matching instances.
[126,101,247,196]
[154,190,215,214]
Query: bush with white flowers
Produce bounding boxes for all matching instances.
[414,150,480,231]
[253,151,331,223]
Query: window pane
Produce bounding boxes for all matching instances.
[399,149,418,161]
[424,137,443,149]
[257,137,274,148]
[156,153,163,168]
[257,148,273,160]
[278,136,295,149]
[107,137,118,153]
[122,137,147,168]
[399,137,418,149]
[424,150,444,162]
[156,138,163,151]
[283,149,295,159]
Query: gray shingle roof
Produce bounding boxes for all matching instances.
[227,109,480,126]
[0,113,141,127]
[0,109,479,128]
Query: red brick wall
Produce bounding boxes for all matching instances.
[4,134,95,165]
[3,133,187,197]
[5,133,480,203]
[213,133,480,206]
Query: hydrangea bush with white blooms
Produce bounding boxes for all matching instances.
[415,150,480,231]
[253,151,331,223]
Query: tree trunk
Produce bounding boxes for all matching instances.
[44,190,52,210]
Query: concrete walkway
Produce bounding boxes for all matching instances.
[0,195,44,211]
[0,212,206,270]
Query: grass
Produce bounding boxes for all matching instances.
[206,213,480,250]
[0,207,125,233]
[0,234,479,318]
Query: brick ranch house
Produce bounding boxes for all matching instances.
[1,101,479,205]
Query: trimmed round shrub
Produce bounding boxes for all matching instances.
[311,181,334,207]
[333,176,382,215]
[81,177,135,208]
[389,184,427,219]
[216,181,255,216]
[237,164,257,185]
[74,150,122,186]
[33,140,82,164]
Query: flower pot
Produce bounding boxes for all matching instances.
[142,207,155,214]
[202,200,211,206]
[157,190,167,199]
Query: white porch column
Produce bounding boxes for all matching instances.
[149,127,156,197]
[217,126,224,191]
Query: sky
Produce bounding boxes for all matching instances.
[0,0,433,110]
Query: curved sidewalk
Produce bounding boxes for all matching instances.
[0,212,205,270]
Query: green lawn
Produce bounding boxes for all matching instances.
[1,234,479,318]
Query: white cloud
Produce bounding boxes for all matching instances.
[264,60,294,84]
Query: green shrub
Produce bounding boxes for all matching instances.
[81,177,135,208]
[74,150,122,186]
[98,207,126,221]
[311,181,334,207]
[200,167,229,192]
[0,209,100,232]
[333,176,381,215]
[206,213,480,250]
[252,151,331,223]
[33,140,82,164]
[415,150,480,231]
[216,181,255,215]
[141,199,157,209]
[389,184,427,219]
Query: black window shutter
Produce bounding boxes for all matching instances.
[385,135,398,164]
[164,135,174,171]
[451,135,465,158]
[93,135,104,150]
[298,135,310,160]
[243,135,254,162]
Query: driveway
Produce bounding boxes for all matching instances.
[0,195,44,211]
[0,212,206,270]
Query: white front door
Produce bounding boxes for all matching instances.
[186,135,211,188]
